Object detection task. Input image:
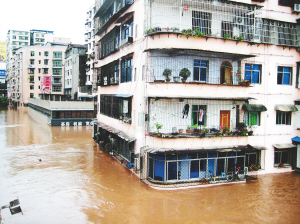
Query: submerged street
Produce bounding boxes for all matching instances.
[1,108,300,224]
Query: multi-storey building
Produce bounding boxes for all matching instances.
[0,62,6,84]
[83,4,97,98]
[0,42,6,61]
[64,44,87,100]
[30,29,54,46]
[93,0,300,186]
[8,43,67,107]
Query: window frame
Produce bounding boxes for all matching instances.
[245,64,261,84]
[193,60,208,82]
[276,111,291,125]
[277,66,292,85]
[244,111,260,126]
[121,57,132,83]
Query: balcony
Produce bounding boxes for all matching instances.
[94,0,134,35]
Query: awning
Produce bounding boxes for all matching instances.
[148,96,255,102]
[141,144,267,154]
[242,104,267,112]
[115,94,132,98]
[273,144,296,149]
[291,136,300,143]
[275,104,298,112]
[97,121,135,143]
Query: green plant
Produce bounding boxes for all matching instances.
[237,35,244,43]
[162,69,172,79]
[190,124,199,129]
[223,125,229,133]
[171,27,179,31]
[237,122,247,130]
[223,33,230,40]
[0,96,8,107]
[181,29,193,38]
[145,28,153,35]
[241,130,247,136]
[194,28,204,38]
[154,122,163,133]
[179,68,191,80]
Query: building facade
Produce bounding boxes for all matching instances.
[93,0,300,186]
[30,29,54,46]
[64,44,87,100]
[0,42,6,61]
[8,44,67,107]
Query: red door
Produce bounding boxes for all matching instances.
[220,110,230,131]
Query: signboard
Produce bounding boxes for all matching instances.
[40,76,52,92]
[0,70,6,78]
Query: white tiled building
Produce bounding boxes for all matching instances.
[93,0,300,186]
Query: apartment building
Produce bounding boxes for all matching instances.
[8,44,67,107]
[64,44,87,100]
[0,42,6,61]
[30,29,54,46]
[93,0,300,186]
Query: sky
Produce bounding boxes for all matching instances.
[0,0,96,44]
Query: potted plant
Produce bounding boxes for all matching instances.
[202,128,208,137]
[223,125,229,135]
[223,33,230,40]
[163,68,172,82]
[236,122,247,131]
[154,122,163,137]
[240,79,250,86]
[179,68,191,83]
[173,76,180,82]
[186,126,194,134]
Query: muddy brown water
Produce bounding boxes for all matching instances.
[1,108,300,224]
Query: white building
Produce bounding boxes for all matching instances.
[93,0,300,186]
[0,62,6,84]
[30,29,54,46]
[64,44,87,100]
[8,44,68,107]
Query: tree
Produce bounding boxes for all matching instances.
[0,96,9,107]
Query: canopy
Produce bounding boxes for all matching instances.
[242,104,267,112]
[273,144,296,149]
[275,104,298,112]
[291,136,300,144]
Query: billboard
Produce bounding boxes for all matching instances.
[0,42,6,61]
[0,69,6,78]
[40,76,52,92]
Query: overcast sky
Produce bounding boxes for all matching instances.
[0,0,95,44]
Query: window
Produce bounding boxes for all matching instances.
[53,68,62,75]
[44,51,49,56]
[44,59,48,65]
[30,85,34,90]
[276,111,291,125]
[38,76,41,81]
[53,60,62,67]
[43,68,48,74]
[30,51,34,56]
[29,76,34,83]
[12,35,16,39]
[39,52,41,56]
[53,77,61,84]
[30,59,34,65]
[28,68,35,74]
[274,148,291,167]
[30,93,34,98]
[53,52,62,58]
[193,60,208,82]
[39,60,41,64]
[277,66,292,85]
[192,11,211,35]
[192,105,207,126]
[245,64,261,84]
[52,86,62,92]
[121,57,132,83]
[244,112,260,126]
[121,17,133,41]
[278,0,289,6]
[38,68,41,73]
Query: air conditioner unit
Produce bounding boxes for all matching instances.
[234,16,244,25]
[294,4,300,12]
[128,36,133,43]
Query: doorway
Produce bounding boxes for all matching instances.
[220,110,230,130]
[220,62,233,84]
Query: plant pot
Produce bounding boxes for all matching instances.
[173,77,180,82]
[182,79,186,83]
[179,129,183,134]
[166,78,171,82]
[186,129,193,134]
[157,133,162,137]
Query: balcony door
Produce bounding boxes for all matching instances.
[220,62,233,84]
[220,110,230,130]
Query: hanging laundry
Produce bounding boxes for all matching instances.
[182,104,189,118]
[199,109,204,122]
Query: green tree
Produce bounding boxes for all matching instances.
[0,96,9,107]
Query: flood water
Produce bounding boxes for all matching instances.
[1,108,300,224]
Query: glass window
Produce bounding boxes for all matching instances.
[121,57,132,83]
[121,18,133,41]
[12,35,16,39]
[30,51,34,56]
[192,105,207,126]
[52,86,62,92]
[274,148,290,167]
[28,68,35,74]
[193,60,208,82]
[277,66,292,85]
[192,11,212,35]
[44,59,48,65]
[245,64,261,84]
[244,112,260,126]
[53,60,62,67]
[30,85,34,90]
[53,52,62,58]
[30,93,34,98]
[53,68,62,75]
[30,59,34,65]
[43,68,48,74]
[276,111,291,125]
[44,51,49,56]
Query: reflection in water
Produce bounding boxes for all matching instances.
[0,108,300,224]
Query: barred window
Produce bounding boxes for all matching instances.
[121,57,132,83]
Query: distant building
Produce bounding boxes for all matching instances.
[0,42,6,61]
[64,44,87,100]
[8,44,68,107]
[84,3,97,98]
[30,29,54,46]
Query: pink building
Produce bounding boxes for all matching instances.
[93,0,300,186]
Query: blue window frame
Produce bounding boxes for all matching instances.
[121,17,133,41]
[121,57,132,83]
[277,66,292,85]
[193,60,208,82]
[245,64,261,84]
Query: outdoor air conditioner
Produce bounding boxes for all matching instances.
[294,4,300,12]
[128,36,133,43]
[234,16,244,25]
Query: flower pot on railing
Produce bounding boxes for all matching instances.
[173,76,180,82]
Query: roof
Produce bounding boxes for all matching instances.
[97,121,135,143]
